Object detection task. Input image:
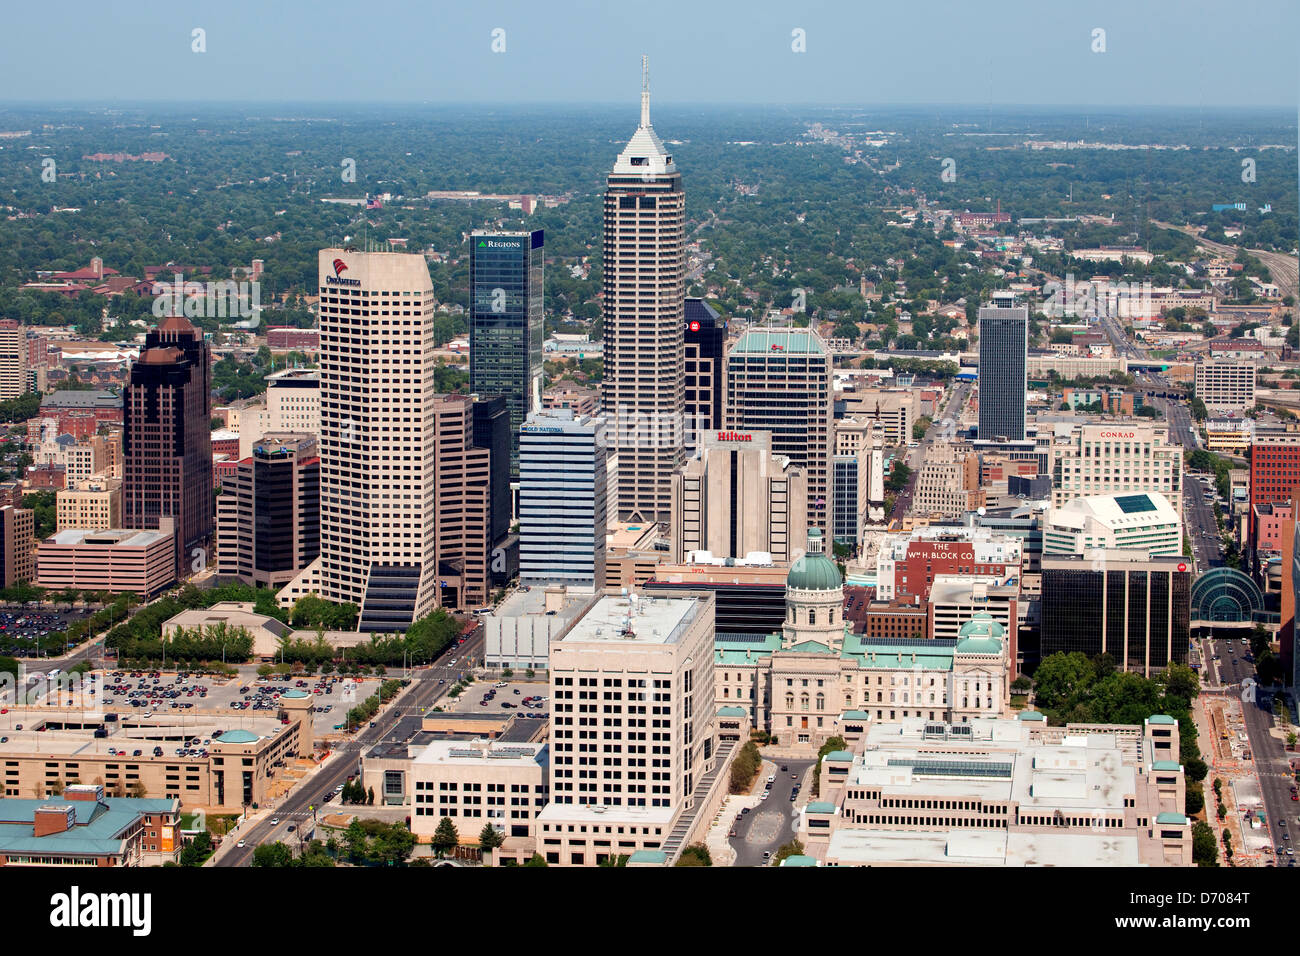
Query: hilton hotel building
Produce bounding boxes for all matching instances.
[1049,423,1182,510]
[669,429,807,565]
[285,250,440,630]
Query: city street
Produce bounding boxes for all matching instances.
[215,626,484,867]
[1202,635,1296,866]
[727,759,814,866]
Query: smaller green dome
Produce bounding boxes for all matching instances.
[218,729,260,744]
[282,689,310,699]
[955,613,1004,654]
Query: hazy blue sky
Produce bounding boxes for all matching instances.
[0,0,1295,107]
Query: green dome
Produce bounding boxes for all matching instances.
[787,533,842,591]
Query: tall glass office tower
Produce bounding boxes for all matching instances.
[977,296,1028,442]
[469,229,544,477]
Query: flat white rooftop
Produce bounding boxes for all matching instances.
[536,803,677,826]
[412,739,547,769]
[561,594,697,646]
[827,827,1143,867]
[47,528,168,547]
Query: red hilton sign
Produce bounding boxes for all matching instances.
[716,431,753,442]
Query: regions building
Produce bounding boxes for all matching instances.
[535,590,717,865]
[469,229,545,477]
[801,714,1192,867]
[0,786,180,868]
[1049,423,1182,509]
[724,328,832,535]
[1043,492,1182,557]
[1194,361,1255,414]
[1041,550,1191,675]
[669,429,807,565]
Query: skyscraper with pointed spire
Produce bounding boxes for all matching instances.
[602,56,685,525]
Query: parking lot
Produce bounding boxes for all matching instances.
[80,667,381,737]
[0,605,93,657]
[449,680,548,720]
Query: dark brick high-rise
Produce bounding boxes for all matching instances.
[123,316,214,575]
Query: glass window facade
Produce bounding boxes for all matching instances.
[469,231,544,477]
[977,306,1027,442]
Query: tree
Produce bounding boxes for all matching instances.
[729,740,762,794]
[524,853,548,867]
[1031,652,1095,712]
[1011,674,1033,693]
[251,842,295,868]
[432,817,459,858]
[367,786,375,806]
[1185,783,1204,817]
[1192,821,1218,866]
[773,839,805,864]
[180,831,213,866]
[675,843,712,866]
[479,823,504,863]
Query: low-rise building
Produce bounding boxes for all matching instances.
[0,785,180,868]
[1044,492,1182,558]
[802,714,1191,867]
[36,523,176,598]
[56,476,122,532]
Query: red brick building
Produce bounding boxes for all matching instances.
[876,531,1024,604]
[266,327,319,350]
[1249,436,1300,536]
